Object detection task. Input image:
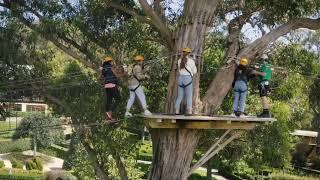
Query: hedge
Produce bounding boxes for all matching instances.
[0,168,43,180]
[10,158,23,169]
[26,158,43,171]
[0,139,31,154]
[45,171,77,180]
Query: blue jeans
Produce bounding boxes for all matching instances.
[175,75,193,109]
[233,81,248,113]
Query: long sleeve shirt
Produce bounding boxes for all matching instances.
[177,56,197,76]
[129,64,148,87]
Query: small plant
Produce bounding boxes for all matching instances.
[0,160,5,168]
[10,157,23,169]
[26,158,43,171]
[26,160,37,170]
[34,157,43,171]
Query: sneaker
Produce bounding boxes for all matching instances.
[230,113,236,117]
[257,109,271,118]
[258,112,271,118]
[144,109,152,116]
[239,113,246,118]
[125,111,133,118]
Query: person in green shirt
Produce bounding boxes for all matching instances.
[256,54,272,117]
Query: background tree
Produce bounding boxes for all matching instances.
[13,113,64,157]
[0,0,320,179]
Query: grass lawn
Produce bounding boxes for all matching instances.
[0,121,16,141]
[270,172,320,180]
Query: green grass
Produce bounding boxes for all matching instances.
[0,121,17,141]
[270,172,320,180]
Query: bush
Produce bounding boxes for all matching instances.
[26,160,37,171]
[45,171,77,180]
[0,160,5,168]
[0,168,42,179]
[26,158,43,171]
[0,139,31,154]
[10,158,23,169]
[33,157,43,171]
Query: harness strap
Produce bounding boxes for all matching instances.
[178,67,193,89]
[130,83,141,92]
[178,81,192,89]
[130,65,142,92]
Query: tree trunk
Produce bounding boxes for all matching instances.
[149,129,201,180]
[33,137,37,158]
[150,1,221,179]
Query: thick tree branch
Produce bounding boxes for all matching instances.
[239,18,320,59]
[109,2,152,25]
[82,141,111,180]
[0,3,100,71]
[109,0,173,49]
[138,0,172,49]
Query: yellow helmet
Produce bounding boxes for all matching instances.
[134,55,144,61]
[104,56,113,62]
[240,58,248,66]
[182,47,192,53]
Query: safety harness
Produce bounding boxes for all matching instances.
[178,67,193,89]
[130,65,142,92]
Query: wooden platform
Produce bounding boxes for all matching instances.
[142,114,276,129]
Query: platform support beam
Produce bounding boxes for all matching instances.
[188,130,244,176]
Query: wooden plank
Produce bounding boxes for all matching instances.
[146,119,256,130]
[141,114,276,122]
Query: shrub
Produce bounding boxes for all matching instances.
[0,160,5,168]
[26,160,37,171]
[45,171,77,180]
[26,158,43,171]
[10,158,23,169]
[33,157,43,171]
[0,168,43,179]
[0,139,31,154]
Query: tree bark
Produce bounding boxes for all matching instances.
[149,129,201,180]
[150,1,221,179]
[82,140,110,180]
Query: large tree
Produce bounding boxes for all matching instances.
[1,0,320,179]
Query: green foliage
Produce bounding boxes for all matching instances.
[10,158,23,169]
[26,160,37,171]
[270,171,319,180]
[33,158,43,171]
[138,142,153,161]
[45,171,77,180]
[13,113,64,148]
[0,168,42,179]
[0,160,5,168]
[39,146,67,160]
[0,139,31,154]
[26,158,43,171]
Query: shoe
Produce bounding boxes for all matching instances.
[125,111,133,118]
[144,109,152,116]
[230,111,237,117]
[258,110,271,118]
[175,108,180,115]
[185,108,193,116]
[239,113,246,118]
[106,112,113,120]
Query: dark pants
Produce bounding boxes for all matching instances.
[105,87,120,112]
